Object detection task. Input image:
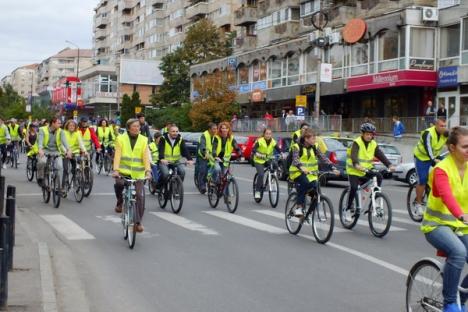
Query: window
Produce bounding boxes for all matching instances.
[378,30,399,61]
[237,64,249,84]
[351,43,368,65]
[252,61,267,82]
[268,58,282,88]
[300,0,320,17]
[286,53,300,85]
[328,44,343,68]
[440,24,460,58]
[410,27,435,58]
[463,18,468,50]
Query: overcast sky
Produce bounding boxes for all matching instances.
[0,0,96,78]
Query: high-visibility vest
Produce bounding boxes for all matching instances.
[289,143,319,182]
[118,133,148,179]
[27,143,38,157]
[346,136,377,177]
[316,136,328,154]
[164,138,182,163]
[413,126,447,161]
[198,130,214,158]
[213,135,234,166]
[97,127,114,147]
[421,154,468,234]
[80,128,92,151]
[8,124,19,141]
[64,130,81,155]
[253,137,276,165]
[0,125,8,144]
[148,142,159,164]
[41,126,63,154]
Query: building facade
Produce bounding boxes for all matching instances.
[9,64,39,98]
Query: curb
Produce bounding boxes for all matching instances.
[38,242,58,312]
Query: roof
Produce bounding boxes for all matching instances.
[53,48,93,58]
[20,63,39,70]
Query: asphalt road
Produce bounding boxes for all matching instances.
[10,157,433,312]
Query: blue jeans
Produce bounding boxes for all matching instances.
[151,164,159,183]
[211,162,225,184]
[197,157,209,190]
[425,226,468,305]
[295,174,317,206]
[415,157,432,185]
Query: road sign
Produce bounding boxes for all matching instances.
[25,104,31,113]
[296,95,307,107]
[135,107,142,113]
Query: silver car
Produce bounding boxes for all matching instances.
[374,143,402,178]
[393,151,448,186]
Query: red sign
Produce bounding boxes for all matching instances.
[342,19,367,44]
[347,70,437,92]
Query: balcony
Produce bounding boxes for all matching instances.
[234,6,258,26]
[95,15,109,28]
[186,1,208,20]
[234,36,257,52]
[118,27,133,36]
[269,21,300,43]
[95,39,109,49]
[121,0,135,11]
[95,28,107,40]
[121,14,134,23]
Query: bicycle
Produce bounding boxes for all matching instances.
[97,147,113,175]
[120,177,146,249]
[26,155,37,182]
[338,169,392,238]
[406,182,430,223]
[252,155,280,208]
[207,159,239,214]
[80,154,94,197]
[406,249,468,311]
[63,156,85,203]
[284,171,335,244]
[41,154,62,208]
[7,141,19,169]
[157,162,185,214]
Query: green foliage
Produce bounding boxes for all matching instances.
[120,91,142,124]
[146,104,192,131]
[0,84,28,120]
[31,103,54,120]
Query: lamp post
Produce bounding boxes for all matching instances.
[65,40,80,111]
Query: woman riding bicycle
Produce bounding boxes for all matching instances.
[96,119,115,165]
[289,128,337,217]
[252,128,281,200]
[25,124,38,159]
[63,120,88,189]
[421,126,468,312]
[211,121,241,184]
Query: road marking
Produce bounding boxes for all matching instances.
[203,211,285,234]
[253,210,348,233]
[150,212,219,235]
[41,215,95,240]
[96,215,121,224]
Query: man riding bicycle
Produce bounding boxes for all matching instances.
[78,117,101,160]
[96,119,115,166]
[345,123,395,217]
[197,122,218,194]
[413,117,449,214]
[0,119,10,169]
[148,131,162,186]
[7,118,21,163]
[112,118,152,233]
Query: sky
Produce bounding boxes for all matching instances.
[0,0,96,78]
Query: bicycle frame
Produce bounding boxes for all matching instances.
[356,175,381,215]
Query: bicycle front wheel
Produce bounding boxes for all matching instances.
[406,259,443,312]
[311,195,334,244]
[406,184,425,223]
[14,150,18,169]
[225,177,239,213]
[207,179,219,208]
[158,187,168,209]
[285,192,302,235]
[26,157,34,181]
[170,176,184,214]
[83,166,93,197]
[42,172,51,203]
[127,202,136,249]
[338,187,359,230]
[52,174,61,208]
[368,192,392,238]
[73,172,84,203]
[104,155,112,175]
[252,173,263,203]
[268,175,279,208]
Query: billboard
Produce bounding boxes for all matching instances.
[119,59,163,85]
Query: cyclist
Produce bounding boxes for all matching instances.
[112,118,152,233]
[158,124,193,183]
[136,113,152,142]
[291,122,309,145]
[63,120,88,190]
[36,117,71,189]
[0,119,10,169]
[196,122,218,194]
[289,128,338,217]
[96,119,115,167]
[211,121,241,185]
[78,117,101,159]
[161,122,173,135]
[252,128,282,200]
[25,124,38,159]
[148,131,162,187]
[7,118,21,163]
[421,126,468,312]
[345,123,395,218]
[413,117,449,214]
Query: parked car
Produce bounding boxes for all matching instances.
[182,132,202,157]
[393,151,448,186]
[373,143,403,178]
[234,135,257,162]
[320,137,348,184]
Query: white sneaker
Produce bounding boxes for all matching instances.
[414,202,425,215]
[2,164,5,169]
[294,207,304,217]
[254,191,261,199]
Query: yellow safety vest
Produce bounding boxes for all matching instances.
[64,130,81,155]
[118,133,148,179]
[97,127,114,147]
[414,126,447,161]
[316,136,328,154]
[346,136,377,177]
[213,135,234,166]
[163,138,182,163]
[0,125,8,144]
[198,130,214,158]
[421,154,468,234]
[41,126,63,154]
[80,128,92,151]
[289,143,319,182]
[148,142,159,164]
[254,137,276,165]
[8,124,19,141]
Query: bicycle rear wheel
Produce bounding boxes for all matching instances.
[405,259,443,312]
[13,150,18,169]
[158,186,168,209]
[83,166,93,197]
[287,180,294,195]
[285,192,302,235]
[368,192,392,238]
[73,172,84,203]
[26,157,34,181]
[170,176,184,214]
[42,171,51,203]
[311,195,334,244]
[52,174,61,208]
[104,155,112,175]
[207,179,219,208]
[338,187,359,230]
[97,157,103,175]
[127,202,136,249]
[122,204,128,240]
[252,173,263,203]
[406,184,425,223]
[225,177,239,213]
[268,175,279,208]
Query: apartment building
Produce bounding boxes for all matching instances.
[9,64,39,98]
[1,75,11,88]
[191,0,452,127]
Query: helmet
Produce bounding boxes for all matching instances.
[360,123,376,133]
[80,117,88,123]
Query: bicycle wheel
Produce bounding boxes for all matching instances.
[13,150,18,169]
[368,192,392,238]
[42,171,51,203]
[122,203,128,240]
[338,187,359,230]
[97,157,103,175]
[207,180,219,208]
[285,192,302,234]
[73,172,84,203]
[311,195,335,244]
[148,180,157,195]
[158,186,168,209]
[127,201,136,249]
[52,174,61,208]
[405,259,443,312]
[225,177,239,213]
[406,184,425,223]
[170,176,184,214]
[268,175,280,208]
[104,155,112,175]
[83,166,93,197]
[26,157,34,181]
[194,160,201,192]
[252,173,263,203]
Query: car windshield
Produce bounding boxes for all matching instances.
[235,136,248,144]
[379,145,400,155]
[324,138,346,151]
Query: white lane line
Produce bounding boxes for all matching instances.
[204,210,409,277]
[41,215,95,240]
[38,242,58,312]
[203,211,285,234]
[150,212,219,235]
[391,215,418,226]
[253,209,348,233]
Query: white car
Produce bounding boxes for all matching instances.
[392,151,448,186]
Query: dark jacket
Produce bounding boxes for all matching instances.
[140,122,152,143]
[158,133,192,161]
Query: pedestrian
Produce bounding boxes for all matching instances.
[231,114,238,131]
[280,109,287,131]
[392,116,405,141]
[264,111,273,129]
[136,113,152,142]
[285,110,296,132]
[437,102,448,121]
[424,100,436,128]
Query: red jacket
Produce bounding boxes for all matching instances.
[79,127,101,149]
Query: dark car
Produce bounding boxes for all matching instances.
[276,136,292,181]
[182,132,202,157]
[319,137,348,184]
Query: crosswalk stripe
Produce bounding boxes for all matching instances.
[150,212,219,235]
[41,214,95,240]
[203,211,284,234]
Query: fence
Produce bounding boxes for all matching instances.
[231,115,343,133]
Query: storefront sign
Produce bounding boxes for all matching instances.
[409,59,435,71]
[296,95,307,107]
[301,84,316,95]
[347,70,437,92]
[342,19,367,44]
[251,89,264,103]
[438,66,458,88]
[239,84,251,94]
[321,63,333,83]
[227,57,237,69]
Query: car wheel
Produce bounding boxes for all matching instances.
[407,169,417,186]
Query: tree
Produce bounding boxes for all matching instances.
[0,84,28,120]
[146,104,192,131]
[120,91,142,124]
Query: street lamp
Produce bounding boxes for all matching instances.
[65,40,80,112]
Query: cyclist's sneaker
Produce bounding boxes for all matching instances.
[136,224,144,233]
[115,204,122,213]
[443,303,462,312]
[254,191,261,199]
[200,187,206,194]
[414,202,425,215]
[294,206,304,217]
